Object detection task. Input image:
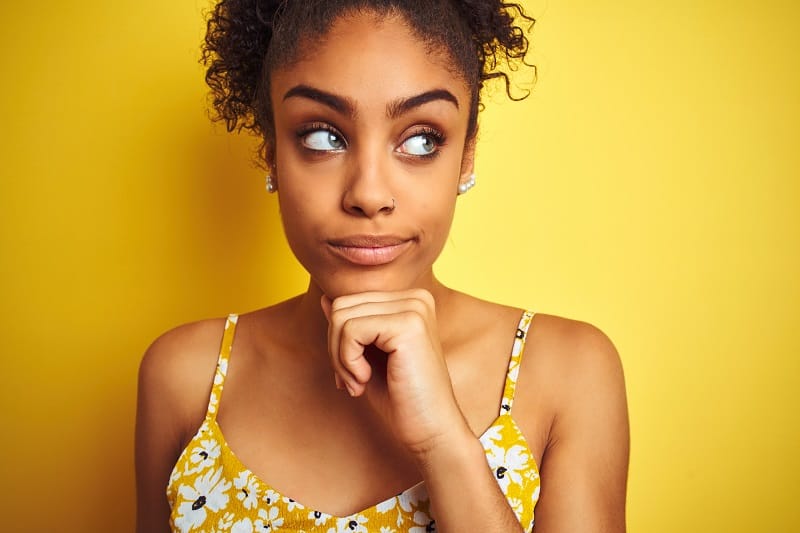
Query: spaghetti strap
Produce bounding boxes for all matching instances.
[205,314,239,421]
[499,310,535,416]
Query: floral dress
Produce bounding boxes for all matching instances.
[167,312,540,532]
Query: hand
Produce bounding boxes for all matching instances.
[321,289,469,458]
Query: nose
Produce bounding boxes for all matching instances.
[341,150,396,218]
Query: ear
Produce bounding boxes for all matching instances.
[459,135,477,186]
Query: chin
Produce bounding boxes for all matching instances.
[314,270,421,299]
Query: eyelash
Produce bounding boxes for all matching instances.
[295,122,447,158]
[296,122,346,150]
[407,126,446,159]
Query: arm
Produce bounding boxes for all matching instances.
[135,321,222,533]
[533,322,630,533]
[323,290,525,532]
[416,426,525,532]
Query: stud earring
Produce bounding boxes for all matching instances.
[265,174,276,193]
[458,173,476,195]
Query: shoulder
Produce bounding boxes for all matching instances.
[527,314,623,380]
[519,313,628,448]
[517,315,629,529]
[138,317,229,445]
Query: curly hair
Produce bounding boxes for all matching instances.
[201,0,535,165]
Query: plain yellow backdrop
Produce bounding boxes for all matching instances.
[1,0,798,531]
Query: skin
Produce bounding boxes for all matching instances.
[136,11,629,533]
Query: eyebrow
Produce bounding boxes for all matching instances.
[386,89,459,119]
[283,85,357,118]
[283,85,459,119]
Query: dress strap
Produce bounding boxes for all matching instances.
[206,314,238,421]
[499,310,535,416]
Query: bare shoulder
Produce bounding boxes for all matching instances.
[525,314,625,397]
[141,317,227,375]
[517,315,629,530]
[135,318,229,531]
[514,313,629,462]
[138,317,228,444]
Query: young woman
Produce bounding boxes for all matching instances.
[135,1,630,531]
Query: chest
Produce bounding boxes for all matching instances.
[168,413,539,532]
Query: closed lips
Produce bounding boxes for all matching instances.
[327,236,413,266]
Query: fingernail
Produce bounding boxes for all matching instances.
[345,382,356,397]
[334,375,343,390]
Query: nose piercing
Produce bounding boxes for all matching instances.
[390,198,397,210]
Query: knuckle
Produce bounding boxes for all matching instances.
[412,288,435,310]
[400,310,426,331]
[341,316,357,335]
[408,298,427,317]
[330,297,348,313]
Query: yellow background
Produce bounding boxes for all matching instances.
[1,0,798,531]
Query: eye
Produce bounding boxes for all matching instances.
[301,128,346,151]
[398,129,444,157]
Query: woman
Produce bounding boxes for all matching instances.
[135,1,630,531]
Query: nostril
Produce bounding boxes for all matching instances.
[379,201,396,214]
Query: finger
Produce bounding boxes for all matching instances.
[320,295,343,388]
[337,315,380,396]
[331,289,435,316]
[327,293,435,395]
[328,299,413,386]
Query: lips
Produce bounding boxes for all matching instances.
[327,235,414,266]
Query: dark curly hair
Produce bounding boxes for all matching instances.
[201,0,535,165]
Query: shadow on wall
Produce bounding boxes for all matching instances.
[92,106,305,530]
[152,111,306,319]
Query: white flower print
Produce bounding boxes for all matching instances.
[409,510,436,533]
[397,483,426,513]
[174,467,232,532]
[231,518,254,533]
[507,357,520,383]
[208,391,220,415]
[375,497,397,513]
[487,443,530,494]
[254,507,284,530]
[283,496,304,512]
[234,471,260,510]
[262,489,281,506]
[215,512,235,531]
[380,527,398,533]
[506,497,524,520]
[308,509,331,526]
[214,358,229,386]
[326,515,368,533]
[479,425,503,449]
[396,483,428,527]
[186,438,222,475]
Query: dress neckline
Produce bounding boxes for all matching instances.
[196,410,535,519]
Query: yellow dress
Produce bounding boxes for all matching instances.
[167,312,540,532]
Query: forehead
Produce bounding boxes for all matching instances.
[270,11,470,112]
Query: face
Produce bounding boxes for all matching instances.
[269,11,475,298]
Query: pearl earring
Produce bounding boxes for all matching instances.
[265,174,276,193]
[458,173,476,195]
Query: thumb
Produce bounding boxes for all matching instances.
[320,294,332,322]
